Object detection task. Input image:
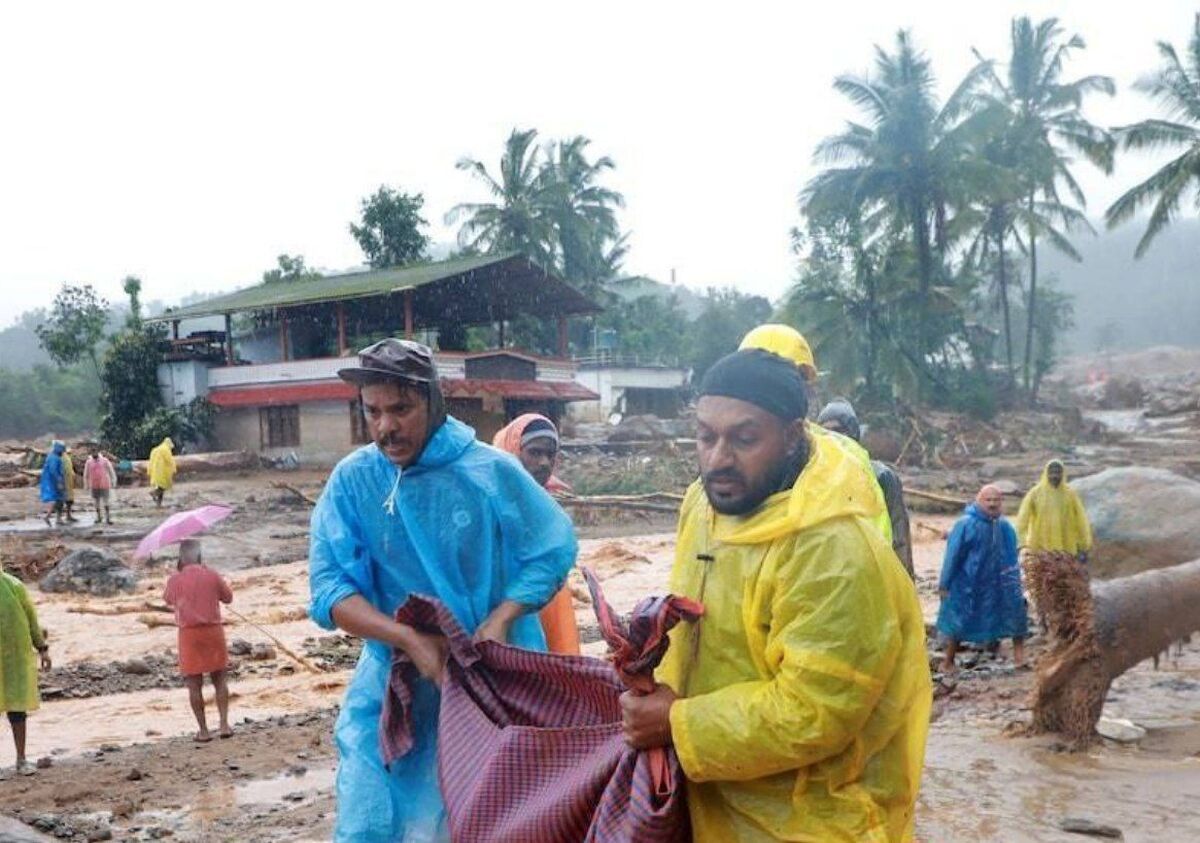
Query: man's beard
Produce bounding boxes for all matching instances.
[702,457,792,516]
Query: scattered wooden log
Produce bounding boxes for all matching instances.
[904,488,969,508]
[271,481,318,507]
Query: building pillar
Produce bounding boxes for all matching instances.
[336,302,347,355]
[498,320,506,348]
[224,314,234,365]
[404,289,414,339]
[171,320,180,340]
[280,311,290,361]
[557,316,568,358]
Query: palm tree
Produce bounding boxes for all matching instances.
[976,17,1113,390]
[1105,14,1200,258]
[542,136,626,295]
[447,128,556,266]
[804,30,993,362]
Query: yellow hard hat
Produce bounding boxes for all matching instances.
[739,324,817,382]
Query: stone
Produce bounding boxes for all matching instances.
[1096,717,1146,743]
[227,639,253,657]
[249,643,276,661]
[1074,467,1200,578]
[124,768,144,781]
[35,757,52,769]
[38,548,138,597]
[119,658,153,676]
[85,828,112,842]
[1058,817,1124,838]
[1097,376,1144,410]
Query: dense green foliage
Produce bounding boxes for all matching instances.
[35,285,110,375]
[0,365,102,438]
[789,19,1107,411]
[350,187,431,269]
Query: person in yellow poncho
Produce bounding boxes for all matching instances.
[148,437,178,508]
[1,572,52,773]
[1016,459,1093,562]
[622,349,931,843]
[61,448,78,523]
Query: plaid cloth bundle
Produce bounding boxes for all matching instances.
[381,570,703,842]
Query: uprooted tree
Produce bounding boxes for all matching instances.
[1024,551,1200,745]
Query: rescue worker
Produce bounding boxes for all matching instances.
[622,348,931,842]
[1016,459,1093,562]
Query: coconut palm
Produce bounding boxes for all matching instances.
[1105,13,1200,258]
[541,136,626,296]
[447,128,555,266]
[975,16,1113,390]
[803,30,993,361]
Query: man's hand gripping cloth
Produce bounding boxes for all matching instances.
[381,571,702,843]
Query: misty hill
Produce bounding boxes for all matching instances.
[1041,220,1200,354]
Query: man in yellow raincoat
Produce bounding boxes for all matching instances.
[1016,459,1093,562]
[1,572,52,772]
[622,349,931,842]
[148,437,177,508]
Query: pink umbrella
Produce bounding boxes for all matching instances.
[134,504,234,560]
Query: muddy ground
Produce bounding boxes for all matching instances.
[2,361,1200,841]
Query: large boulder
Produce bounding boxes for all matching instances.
[38,547,139,596]
[1074,467,1200,579]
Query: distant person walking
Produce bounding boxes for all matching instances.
[162,539,234,742]
[1017,459,1093,563]
[61,448,78,523]
[84,448,117,525]
[937,484,1029,672]
[38,441,67,528]
[1,571,52,772]
[493,413,580,655]
[148,437,177,509]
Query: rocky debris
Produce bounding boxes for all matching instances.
[606,415,692,443]
[302,634,361,671]
[38,548,138,596]
[40,655,242,700]
[119,658,153,676]
[228,638,253,656]
[1074,467,1200,578]
[250,643,276,661]
[0,538,69,583]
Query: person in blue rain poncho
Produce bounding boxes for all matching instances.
[936,484,1029,673]
[38,440,67,527]
[308,339,577,843]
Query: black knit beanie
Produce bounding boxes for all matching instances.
[699,349,809,421]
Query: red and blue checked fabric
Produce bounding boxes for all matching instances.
[381,571,703,843]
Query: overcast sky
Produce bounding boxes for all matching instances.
[0,1,1192,326]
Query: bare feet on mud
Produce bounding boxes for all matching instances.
[194,731,213,743]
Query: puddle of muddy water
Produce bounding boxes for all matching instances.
[920,719,1200,842]
[131,763,337,838]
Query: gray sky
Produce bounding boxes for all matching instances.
[0,1,1191,326]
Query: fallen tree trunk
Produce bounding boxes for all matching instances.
[1025,551,1200,745]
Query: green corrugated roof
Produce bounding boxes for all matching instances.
[150,252,598,322]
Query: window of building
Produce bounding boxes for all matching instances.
[350,399,371,445]
[260,405,300,448]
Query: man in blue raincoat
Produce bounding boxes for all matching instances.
[38,440,67,527]
[308,338,577,842]
[937,484,1029,672]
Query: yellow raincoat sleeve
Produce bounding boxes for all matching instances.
[1015,490,1035,547]
[669,521,901,782]
[16,579,45,651]
[1070,492,1093,552]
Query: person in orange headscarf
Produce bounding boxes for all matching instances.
[492,414,580,654]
